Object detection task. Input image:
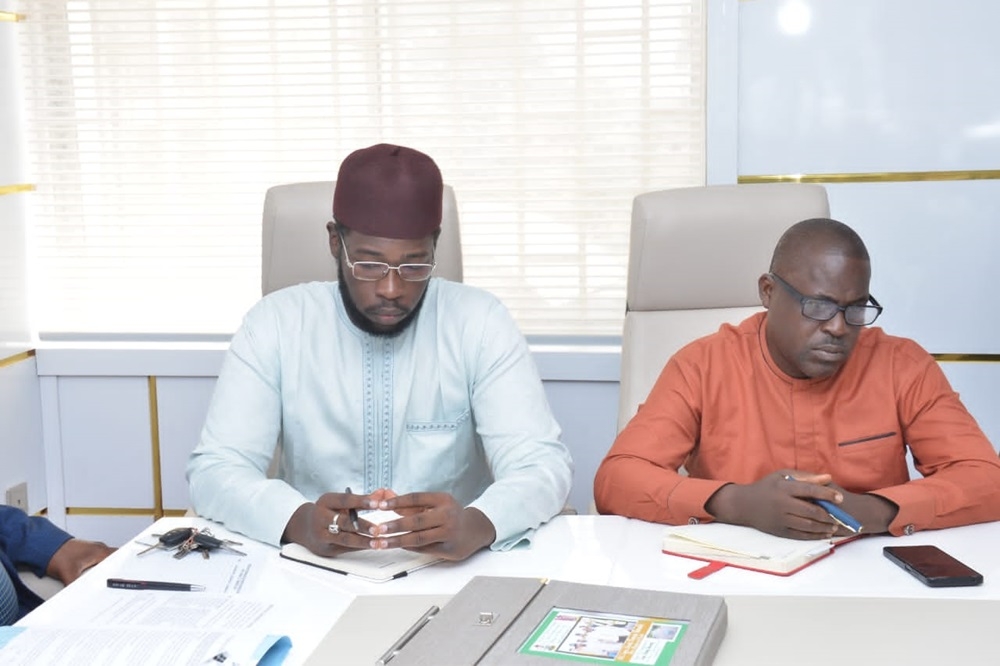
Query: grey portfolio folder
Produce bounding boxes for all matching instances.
[321,575,727,666]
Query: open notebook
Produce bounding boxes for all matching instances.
[280,543,443,582]
[279,510,444,582]
[662,523,859,577]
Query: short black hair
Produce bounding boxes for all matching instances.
[770,218,870,274]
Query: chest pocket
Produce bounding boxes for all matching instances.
[402,409,474,488]
[834,431,909,491]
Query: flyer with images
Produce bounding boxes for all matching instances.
[518,607,688,665]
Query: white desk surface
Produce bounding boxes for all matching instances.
[18,515,1000,665]
[610,517,1000,600]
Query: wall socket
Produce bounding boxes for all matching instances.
[5,482,28,511]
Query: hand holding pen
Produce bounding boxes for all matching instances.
[782,473,862,534]
[323,488,366,537]
[338,487,361,533]
[281,487,382,558]
[705,470,860,540]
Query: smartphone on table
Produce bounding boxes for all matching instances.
[883,545,984,588]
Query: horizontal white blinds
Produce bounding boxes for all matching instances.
[17,0,705,335]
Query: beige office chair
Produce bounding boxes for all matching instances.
[617,183,830,432]
[261,181,463,295]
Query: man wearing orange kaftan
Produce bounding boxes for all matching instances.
[594,218,1000,539]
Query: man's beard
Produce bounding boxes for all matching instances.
[336,261,428,338]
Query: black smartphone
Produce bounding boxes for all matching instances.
[883,545,984,587]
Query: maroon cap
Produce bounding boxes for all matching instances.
[333,143,443,240]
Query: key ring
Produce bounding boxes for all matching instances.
[327,511,341,535]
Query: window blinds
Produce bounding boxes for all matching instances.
[17,0,705,336]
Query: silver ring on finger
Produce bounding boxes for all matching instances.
[328,511,341,535]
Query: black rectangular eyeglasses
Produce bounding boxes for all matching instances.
[770,272,883,326]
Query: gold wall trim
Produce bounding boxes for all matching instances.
[0,183,36,196]
[738,170,1000,185]
[66,507,156,516]
[932,353,1000,363]
[0,349,36,369]
[0,11,24,22]
[64,507,190,517]
[148,376,165,520]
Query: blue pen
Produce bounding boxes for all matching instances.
[784,475,863,534]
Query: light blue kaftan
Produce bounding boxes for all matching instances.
[187,278,573,548]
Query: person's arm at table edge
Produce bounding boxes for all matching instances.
[0,506,72,579]
[594,356,719,523]
[870,343,1000,535]
[188,301,315,546]
[464,298,572,549]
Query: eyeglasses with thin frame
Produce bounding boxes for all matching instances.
[337,229,436,282]
[769,272,883,326]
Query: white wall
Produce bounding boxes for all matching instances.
[739,0,1000,352]
[1,6,46,514]
[0,356,46,513]
[0,6,30,343]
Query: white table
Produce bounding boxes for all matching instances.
[18,515,1000,665]
[610,517,1000,599]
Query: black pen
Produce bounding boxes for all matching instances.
[107,578,206,592]
[345,487,361,532]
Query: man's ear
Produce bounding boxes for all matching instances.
[758,273,774,308]
[327,221,340,258]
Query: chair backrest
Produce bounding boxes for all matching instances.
[617,183,830,432]
[261,181,463,296]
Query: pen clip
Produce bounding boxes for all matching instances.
[784,475,862,534]
[829,514,859,534]
[376,605,439,665]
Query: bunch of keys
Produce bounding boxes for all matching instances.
[136,527,246,559]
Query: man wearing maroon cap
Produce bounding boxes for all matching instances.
[188,144,573,561]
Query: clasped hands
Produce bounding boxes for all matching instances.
[705,470,897,540]
[283,488,496,562]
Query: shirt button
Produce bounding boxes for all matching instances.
[688,517,700,525]
[903,524,915,536]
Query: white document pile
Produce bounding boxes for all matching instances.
[0,593,290,665]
